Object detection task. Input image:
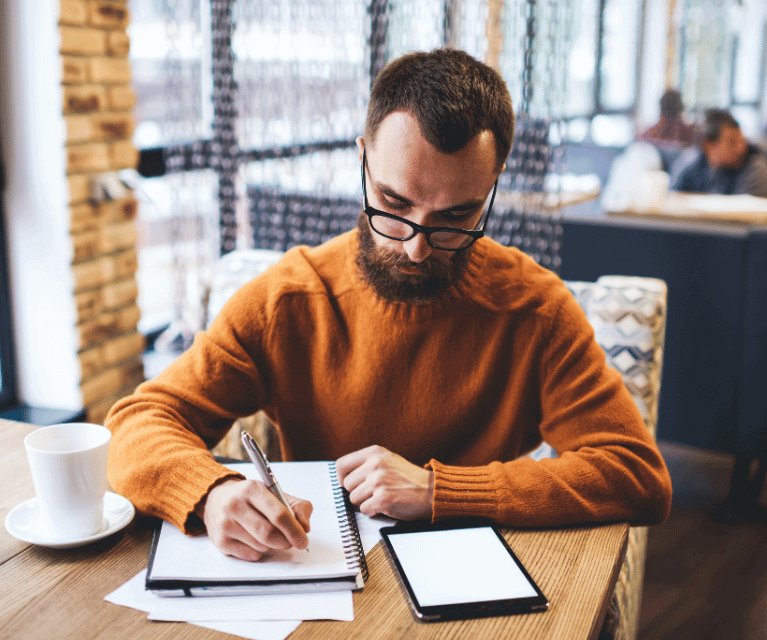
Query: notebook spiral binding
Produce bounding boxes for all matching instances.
[329,462,369,582]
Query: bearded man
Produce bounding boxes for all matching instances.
[106,48,671,560]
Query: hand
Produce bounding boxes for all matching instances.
[200,478,312,561]
[336,445,434,520]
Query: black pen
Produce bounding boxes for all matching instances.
[240,431,309,551]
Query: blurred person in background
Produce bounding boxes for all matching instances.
[671,109,767,198]
[639,89,697,172]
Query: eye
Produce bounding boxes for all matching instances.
[439,209,474,223]
[380,194,408,211]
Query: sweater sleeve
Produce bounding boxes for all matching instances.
[427,293,673,528]
[105,282,272,534]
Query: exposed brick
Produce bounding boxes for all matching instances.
[107,85,135,111]
[111,197,138,221]
[62,56,88,84]
[89,1,130,29]
[63,84,106,113]
[103,331,144,365]
[72,255,115,292]
[88,391,123,425]
[101,220,138,254]
[89,57,131,84]
[75,289,100,318]
[102,278,139,310]
[107,31,130,56]
[60,26,107,56]
[116,304,141,332]
[78,311,120,348]
[109,140,139,170]
[72,229,100,263]
[80,366,122,407]
[92,113,134,140]
[78,345,104,380]
[61,0,89,25]
[87,359,146,421]
[70,201,105,233]
[114,249,138,279]
[65,115,93,143]
[67,142,110,173]
[68,174,91,204]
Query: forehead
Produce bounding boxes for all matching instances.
[367,112,498,196]
[716,125,743,144]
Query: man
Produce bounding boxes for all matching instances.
[638,89,696,171]
[106,49,672,561]
[671,108,767,198]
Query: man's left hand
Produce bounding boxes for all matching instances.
[335,445,434,520]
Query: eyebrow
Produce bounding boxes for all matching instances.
[371,175,487,214]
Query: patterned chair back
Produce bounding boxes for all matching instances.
[564,275,668,640]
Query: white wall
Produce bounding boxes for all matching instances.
[0,1,83,410]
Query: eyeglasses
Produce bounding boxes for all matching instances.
[361,150,498,251]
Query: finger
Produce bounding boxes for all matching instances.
[288,496,313,533]
[347,474,377,508]
[223,537,270,562]
[250,486,311,550]
[336,445,382,484]
[213,518,271,560]
[359,492,389,518]
[232,515,290,553]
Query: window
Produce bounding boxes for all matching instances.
[0,128,17,411]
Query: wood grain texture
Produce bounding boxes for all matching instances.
[0,419,627,640]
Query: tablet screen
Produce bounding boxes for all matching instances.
[385,526,538,607]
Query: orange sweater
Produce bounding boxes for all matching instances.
[106,231,672,534]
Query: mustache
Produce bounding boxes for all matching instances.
[366,246,447,276]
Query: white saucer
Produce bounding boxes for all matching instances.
[5,491,135,549]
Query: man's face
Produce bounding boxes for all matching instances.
[355,111,500,304]
[704,125,748,169]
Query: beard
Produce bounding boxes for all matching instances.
[355,211,472,304]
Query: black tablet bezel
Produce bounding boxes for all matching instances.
[379,519,549,622]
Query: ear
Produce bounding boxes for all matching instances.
[355,136,365,163]
[702,139,715,162]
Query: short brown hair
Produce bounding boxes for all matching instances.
[703,109,740,142]
[365,49,515,171]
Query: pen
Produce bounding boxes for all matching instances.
[240,431,309,551]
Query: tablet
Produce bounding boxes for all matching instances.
[379,520,549,621]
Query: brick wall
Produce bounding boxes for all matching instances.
[60,0,144,424]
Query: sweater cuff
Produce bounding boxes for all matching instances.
[156,455,245,535]
[426,459,501,522]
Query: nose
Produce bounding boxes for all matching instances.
[402,231,432,263]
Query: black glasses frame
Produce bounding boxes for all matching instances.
[361,150,498,252]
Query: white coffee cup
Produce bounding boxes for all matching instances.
[24,423,111,541]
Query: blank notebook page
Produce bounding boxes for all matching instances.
[150,461,358,582]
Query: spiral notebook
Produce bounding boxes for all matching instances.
[145,461,368,596]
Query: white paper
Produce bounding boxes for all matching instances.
[354,512,396,555]
[148,589,353,621]
[105,570,303,640]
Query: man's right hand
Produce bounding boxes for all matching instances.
[200,478,312,561]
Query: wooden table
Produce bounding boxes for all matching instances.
[607,192,767,225]
[0,419,629,640]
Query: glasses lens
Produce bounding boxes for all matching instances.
[430,231,474,250]
[369,214,413,240]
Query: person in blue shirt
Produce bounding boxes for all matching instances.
[671,109,767,198]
